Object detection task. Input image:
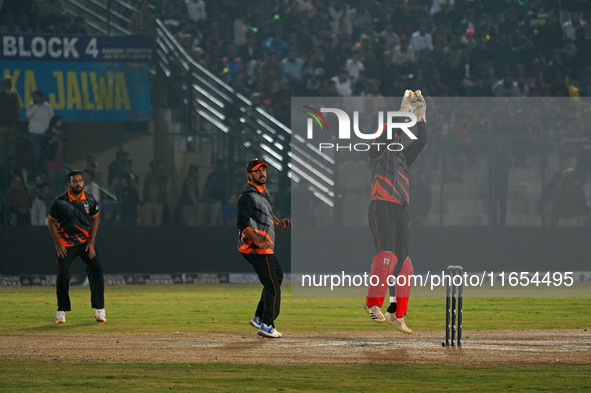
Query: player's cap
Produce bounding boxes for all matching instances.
[247,158,268,172]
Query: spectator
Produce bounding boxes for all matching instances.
[84,154,101,185]
[203,160,227,226]
[162,0,185,30]
[392,35,416,71]
[516,74,530,97]
[417,49,439,82]
[221,45,244,84]
[30,182,52,226]
[107,150,128,190]
[222,193,238,226]
[0,0,29,33]
[186,0,207,23]
[430,0,455,16]
[540,172,561,226]
[0,154,26,191]
[37,0,67,33]
[141,159,170,226]
[331,69,352,97]
[281,49,304,91]
[119,173,140,226]
[493,73,519,97]
[0,77,21,160]
[328,0,352,38]
[5,176,30,225]
[410,21,434,53]
[470,36,492,76]
[351,5,372,38]
[487,140,511,226]
[65,16,87,35]
[42,115,65,196]
[25,89,54,175]
[177,164,200,226]
[130,0,155,35]
[345,50,365,82]
[258,52,283,96]
[552,168,588,227]
[292,0,314,16]
[302,49,327,96]
[238,32,263,85]
[471,74,494,96]
[264,31,287,57]
[83,169,101,204]
[380,24,400,54]
[122,159,140,191]
[233,15,249,47]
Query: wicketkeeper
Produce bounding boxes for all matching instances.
[364,90,427,334]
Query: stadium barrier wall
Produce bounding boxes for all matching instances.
[1,226,589,275]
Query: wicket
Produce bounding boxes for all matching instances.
[445,265,464,347]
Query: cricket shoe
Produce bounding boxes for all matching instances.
[385,312,412,334]
[55,311,66,324]
[258,323,282,338]
[364,304,386,323]
[249,316,261,329]
[94,308,107,322]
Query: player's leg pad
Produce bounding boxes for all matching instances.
[366,251,397,308]
[395,257,414,318]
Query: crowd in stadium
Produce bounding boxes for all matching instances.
[160,0,591,122]
[1,0,590,227]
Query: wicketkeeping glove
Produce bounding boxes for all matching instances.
[399,89,426,123]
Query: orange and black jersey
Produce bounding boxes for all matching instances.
[237,182,275,255]
[48,189,99,247]
[369,122,427,206]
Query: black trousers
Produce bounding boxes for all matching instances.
[56,244,105,311]
[241,253,283,327]
[368,200,410,297]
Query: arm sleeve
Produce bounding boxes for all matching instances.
[48,200,61,221]
[90,198,99,217]
[236,194,254,232]
[405,121,427,167]
[368,126,389,160]
[25,103,36,118]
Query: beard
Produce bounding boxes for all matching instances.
[250,176,266,185]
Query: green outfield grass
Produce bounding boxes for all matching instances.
[1,284,590,392]
[0,362,590,392]
[0,284,590,333]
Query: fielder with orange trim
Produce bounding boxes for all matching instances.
[48,170,105,324]
[237,158,292,338]
[364,90,427,334]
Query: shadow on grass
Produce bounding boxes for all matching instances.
[21,320,102,332]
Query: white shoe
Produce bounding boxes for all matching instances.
[364,304,386,323]
[55,311,66,324]
[258,323,282,338]
[94,308,106,322]
[385,312,412,334]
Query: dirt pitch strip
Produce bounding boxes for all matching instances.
[1,329,589,365]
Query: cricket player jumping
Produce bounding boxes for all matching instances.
[364,90,427,334]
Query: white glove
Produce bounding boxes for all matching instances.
[399,89,415,113]
[413,90,426,123]
[399,89,426,123]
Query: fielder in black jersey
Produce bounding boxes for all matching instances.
[48,170,106,324]
[237,158,292,339]
[364,90,427,334]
